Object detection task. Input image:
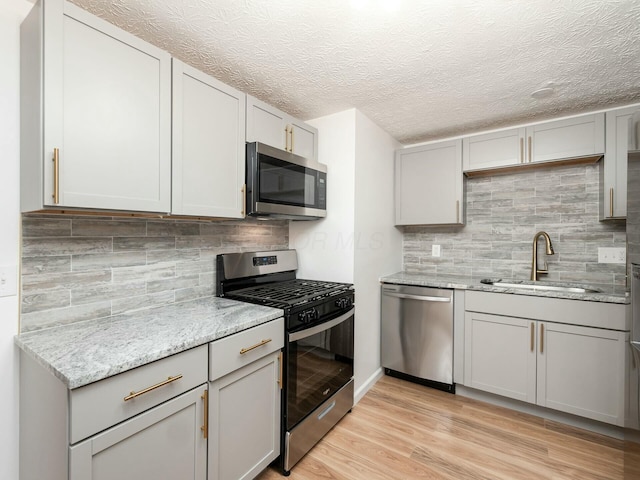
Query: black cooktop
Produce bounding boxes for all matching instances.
[224,279,353,309]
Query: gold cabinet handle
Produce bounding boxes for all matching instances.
[520,137,524,163]
[52,148,60,204]
[540,324,544,354]
[278,351,283,390]
[201,389,208,439]
[610,188,614,217]
[456,200,460,224]
[240,338,272,355]
[284,125,290,151]
[530,322,534,352]
[123,374,183,401]
[241,183,246,217]
[528,136,532,163]
[291,126,295,153]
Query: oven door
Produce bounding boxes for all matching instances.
[286,309,354,430]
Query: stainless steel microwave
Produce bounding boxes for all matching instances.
[245,142,327,220]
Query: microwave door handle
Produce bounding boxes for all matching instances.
[289,308,354,342]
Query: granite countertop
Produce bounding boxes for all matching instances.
[15,296,283,389]
[380,272,629,304]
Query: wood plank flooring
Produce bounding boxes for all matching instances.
[256,375,640,480]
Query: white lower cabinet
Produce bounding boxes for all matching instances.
[465,309,628,426]
[209,352,281,480]
[464,312,536,403]
[208,318,284,480]
[70,385,207,479]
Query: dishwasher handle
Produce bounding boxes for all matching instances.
[382,291,451,303]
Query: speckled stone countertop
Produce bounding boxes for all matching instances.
[15,297,283,389]
[380,272,629,304]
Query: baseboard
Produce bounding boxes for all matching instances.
[456,385,630,440]
[354,367,384,404]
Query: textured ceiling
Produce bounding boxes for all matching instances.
[70,0,640,144]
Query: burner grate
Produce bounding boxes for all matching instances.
[229,279,351,307]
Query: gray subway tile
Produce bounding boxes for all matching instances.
[111,291,175,315]
[22,217,71,237]
[20,302,112,333]
[21,255,71,275]
[113,237,175,251]
[21,289,70,314]
[72,219,146,237]
[112,264,176,283]
[72,251,147,271]
[22,269,112,292]
[147,221,201,237]
[23,237,112,256]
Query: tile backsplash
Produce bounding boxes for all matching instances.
[403,164,627,286]
[20,215,288,332]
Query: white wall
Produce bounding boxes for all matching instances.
[1,1,32,479]
[290,108,402,401]
[353,110,402,398]
[290,109,357,282]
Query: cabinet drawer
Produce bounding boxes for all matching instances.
[69,345,207,444]
[210,318,284,381]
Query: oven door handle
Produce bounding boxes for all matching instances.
[289,308,354,342]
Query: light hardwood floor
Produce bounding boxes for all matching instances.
[257,375,640,480]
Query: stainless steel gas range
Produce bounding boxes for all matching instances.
[216,250,355,474]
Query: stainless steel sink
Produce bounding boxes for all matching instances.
[482,280,601,294]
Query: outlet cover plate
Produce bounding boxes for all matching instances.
[597,247,626,264]
[432,245,441,257]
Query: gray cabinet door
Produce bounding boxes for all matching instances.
[537,322,627,426]
[172,59,246,218]
[395,139,463,225]
[602,106,639,219]
[246,95,318,160]
[69,385,207,480]
[209,351,281,480]
[464,311,537,403]
[526,113,605,163]
[246,95,288,151]
[41,1,171,212]
[463,127,526,171]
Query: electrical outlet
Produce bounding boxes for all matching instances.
[432,245,441,257]
[597,247,626,264]
[0,265,17,297]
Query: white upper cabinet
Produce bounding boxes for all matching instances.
[527,113,605,163]
[21,0,172,213]
[601,105,640,220]
[246,95,318,160]
[172,59,246,218]
[463,127,527,171]
[463,113,605,173]
[395,139,464,226]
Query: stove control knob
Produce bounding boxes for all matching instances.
[300,308,318,324]
[336,298,352,309]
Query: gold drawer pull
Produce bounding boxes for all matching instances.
[201,389,209,439]
[52,148,60,204]
[123,374,183,401]
[240,338,272,355]
[610,188,614,217]
[530,322,534,352]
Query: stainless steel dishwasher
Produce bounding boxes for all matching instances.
[381,284,454,392]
